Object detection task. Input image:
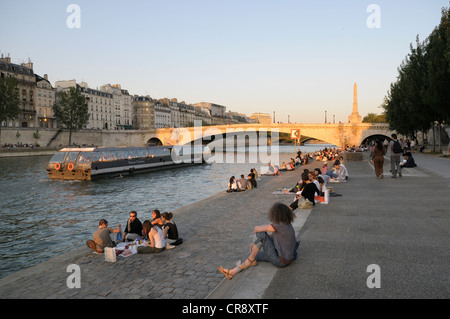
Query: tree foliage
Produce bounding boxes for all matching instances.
[382,6,450,138]
[53,86,89,145]
[0,77,20,143]
[362,112,386,123]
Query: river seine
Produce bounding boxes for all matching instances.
[0,144,334,278]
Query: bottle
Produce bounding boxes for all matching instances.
[116,224,122,241]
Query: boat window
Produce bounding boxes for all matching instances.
[65,152,80,162]
[91,152,101,162]
[98,151,118,162]
[77,152,93,163]
[116,150,129,160]
[49,152,67,163]
[135,148,148,158]
[150,147,171,157]
[128,148,148,159]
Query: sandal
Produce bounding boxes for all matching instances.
[218,266,234,280]
[239,257,257,270]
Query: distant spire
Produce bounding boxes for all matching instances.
[348,82,362,123]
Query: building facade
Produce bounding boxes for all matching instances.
[193,102,227,118]
[35,74,56,129]
[250,113,272,124]
[100,84,133,130]
[154,101,171,128]
[133,96,154,130]
[55,80,115,130]
[0,56,37,128]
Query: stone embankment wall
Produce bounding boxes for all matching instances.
[0,127,144,148]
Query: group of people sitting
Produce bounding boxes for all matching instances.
[86,210,183,255]
[227,168,259,192]
[313,147,342,162]
[218,149,349,280]
[279,158,297,171]
[288,158,350,210]
[322,158,349,183]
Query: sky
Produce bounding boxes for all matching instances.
[0,0,448,123]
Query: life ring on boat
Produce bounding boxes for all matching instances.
[55,163,61,170]
[68,163,75,171]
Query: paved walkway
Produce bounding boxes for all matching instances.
[263,152,450,298]
[1,152,448,299]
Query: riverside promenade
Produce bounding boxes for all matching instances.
[0,152,448,299]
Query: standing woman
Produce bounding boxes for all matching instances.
[372,140,386,179]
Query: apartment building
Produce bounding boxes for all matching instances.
[154,101,171,128]
[133,96,154,130]
[35,74,56,128]
[55,80,115,130]
[100,84,133,130]
[0,56,37,128]
[250,113,272,124]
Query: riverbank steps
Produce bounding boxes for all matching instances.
[0,158,317,299]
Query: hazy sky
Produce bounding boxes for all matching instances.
[0,0,447,123]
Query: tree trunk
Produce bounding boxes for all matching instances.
[432,122,436,153]
[69,128,72,146]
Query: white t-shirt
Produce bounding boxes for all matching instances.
[153,227,166,249]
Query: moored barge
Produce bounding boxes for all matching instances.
[46,145,210,180]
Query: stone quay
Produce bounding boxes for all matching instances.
[0,152,448,300]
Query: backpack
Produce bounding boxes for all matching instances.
[392,140,402,154]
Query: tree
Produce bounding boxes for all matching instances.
[382,6,449,142]
[362,113,387,123]
[0,77,20,144]
[53,86,89,146]
[422,6,450,150]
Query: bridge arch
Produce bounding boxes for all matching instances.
[146,137,163,146]
[361,134,391,145]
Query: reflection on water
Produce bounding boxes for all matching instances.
[0,144,334,278]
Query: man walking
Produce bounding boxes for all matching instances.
[389,134,403,178]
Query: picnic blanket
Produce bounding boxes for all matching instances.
[272,188,294,195]
[114,241,146,258]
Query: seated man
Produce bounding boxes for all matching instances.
[86,219,120,253]
[329,161,347,183]
[237,174,248,191]
[123,211,143,241]
[400,153,417,168]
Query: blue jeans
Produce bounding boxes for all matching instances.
[325,170,338,178]
[253,232,286,268]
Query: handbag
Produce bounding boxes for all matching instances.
[298,197,313,209]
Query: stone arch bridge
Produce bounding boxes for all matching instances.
[140,123,394,148]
